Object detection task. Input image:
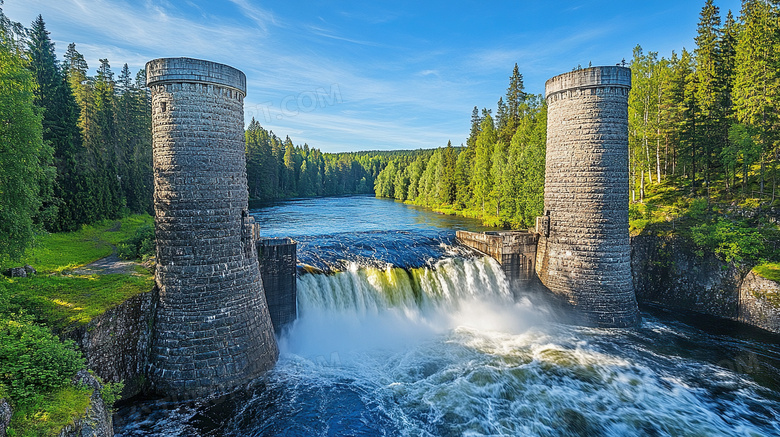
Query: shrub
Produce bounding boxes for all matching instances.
[0,316,85,406]
[99,380,124,410]
[687,198,709,219]
[117,224,155,261]
[691,218,765,263]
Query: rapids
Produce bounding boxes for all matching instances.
[114,196,780,436]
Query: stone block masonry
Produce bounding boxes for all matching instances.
[535,66,640,328]
[257,238,297,334]
[146,58,278,396]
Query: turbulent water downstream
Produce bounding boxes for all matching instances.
[115,196,780,436]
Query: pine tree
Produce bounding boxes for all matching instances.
[719,10,739,191]
[694,0,722,195]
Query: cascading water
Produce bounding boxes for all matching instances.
[114,197,780,436]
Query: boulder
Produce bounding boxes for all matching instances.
[0,398,11,437]
[4,267,26,278]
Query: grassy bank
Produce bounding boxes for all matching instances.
[0,214,154,436]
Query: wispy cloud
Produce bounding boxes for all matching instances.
[226,0,278,32]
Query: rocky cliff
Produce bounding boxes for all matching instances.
[66,290,156,399]
[631,234,779,333]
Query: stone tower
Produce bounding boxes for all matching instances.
[535,66,639,328]
[146,58,278,395]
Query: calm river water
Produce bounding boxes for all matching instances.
[115,196,780,436]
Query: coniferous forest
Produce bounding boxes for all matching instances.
[3,0,780,261]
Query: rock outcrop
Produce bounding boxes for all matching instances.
[631,234,779,333]
[57,371,113,437]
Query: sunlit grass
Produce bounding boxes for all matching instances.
[1,273,153,332]
[0,214,155,332]
[7,384,92,437]
[1,214,153,274]
[753,262,780,283]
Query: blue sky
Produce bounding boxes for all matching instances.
[5,0,741,152]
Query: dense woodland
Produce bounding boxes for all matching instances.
[0,9,394,262]
[1,11,153,261]
[627,0,780,204]
[245,120,424,200]
[373,66,547,229]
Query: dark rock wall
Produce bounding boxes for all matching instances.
[631,234,780,333]
[536,66,639,327]
[67,291,155,399]
[631,235,741,319]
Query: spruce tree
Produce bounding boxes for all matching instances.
[466,106,481,149]
[694,0,722,194]
[27,15,61,229]
[506,63,526,128]
[733,0,779,197]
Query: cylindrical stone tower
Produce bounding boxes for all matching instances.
[146,58,278,396]
[535,66,639,328]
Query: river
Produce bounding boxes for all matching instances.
[115,195,780,436]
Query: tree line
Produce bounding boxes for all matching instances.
[0,9,396,261]
[246,120,419,200]
[1,10,154,260]
[374,64,547,229]
[629,0,779,204]
[376,0,780,228]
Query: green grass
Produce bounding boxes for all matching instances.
[0,215,155,436]
[6,385,92,437]
[0,214,155,331]
[1,214,153,274]
[753,262,780,283]
[1,273,153,332]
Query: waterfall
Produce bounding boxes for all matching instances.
[297,256,513,315]
[280,256,552,359]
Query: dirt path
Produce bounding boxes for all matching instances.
[69,252,143,276]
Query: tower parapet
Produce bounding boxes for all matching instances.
[535,66,639,328]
